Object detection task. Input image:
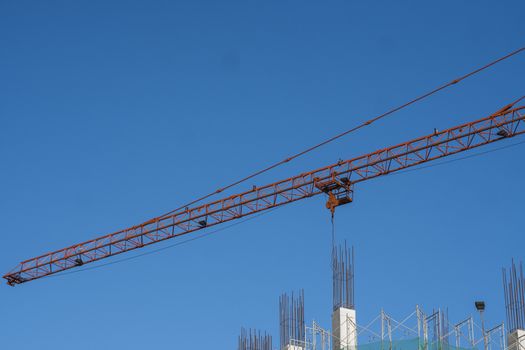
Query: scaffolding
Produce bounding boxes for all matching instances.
[301,306,506,350]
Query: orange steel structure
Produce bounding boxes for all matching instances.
[4,99,525,286]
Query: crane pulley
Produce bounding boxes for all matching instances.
[3,98,525,286]
[314,174,354,216]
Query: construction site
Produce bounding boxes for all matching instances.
[237,248,525,350]
[1,2,524,350]
[3,86,524,350]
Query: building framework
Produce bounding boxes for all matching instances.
[242,257,525,350]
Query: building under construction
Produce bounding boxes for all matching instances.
[238,246,525,350]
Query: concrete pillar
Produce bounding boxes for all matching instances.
[332,307,357,350]
[508,330,525,350]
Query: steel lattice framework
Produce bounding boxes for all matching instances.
[4,101,525,286]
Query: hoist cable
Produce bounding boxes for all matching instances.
[151,46,524,222]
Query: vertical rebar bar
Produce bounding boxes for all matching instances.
[503,260,525,332]
[239,328,273,350]
[280,290,305,349]
[332,241,355,311]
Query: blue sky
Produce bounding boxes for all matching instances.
[1,1,524,349]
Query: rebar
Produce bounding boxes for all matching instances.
[503,260,525,332]
[332,241,355,311]
[280,290,305,350]
[440,309,449,346]
[238,328,273,350]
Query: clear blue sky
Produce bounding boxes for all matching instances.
[1,1,524,349]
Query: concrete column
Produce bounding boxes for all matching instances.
[332,307,357,350]
[508,330,525,350]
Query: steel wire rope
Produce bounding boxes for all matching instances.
[150,46,525,224]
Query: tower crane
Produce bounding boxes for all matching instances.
[3,98,525,286]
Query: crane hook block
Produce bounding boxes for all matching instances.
[314,176,354,215]
[325,190,353,216]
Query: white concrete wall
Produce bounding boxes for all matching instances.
[284,345,304,350]
[508,330,525,350]
[332,307,357,350]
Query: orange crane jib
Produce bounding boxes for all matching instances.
[4,100,525,286]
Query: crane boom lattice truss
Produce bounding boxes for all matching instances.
[4,100,525,286]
